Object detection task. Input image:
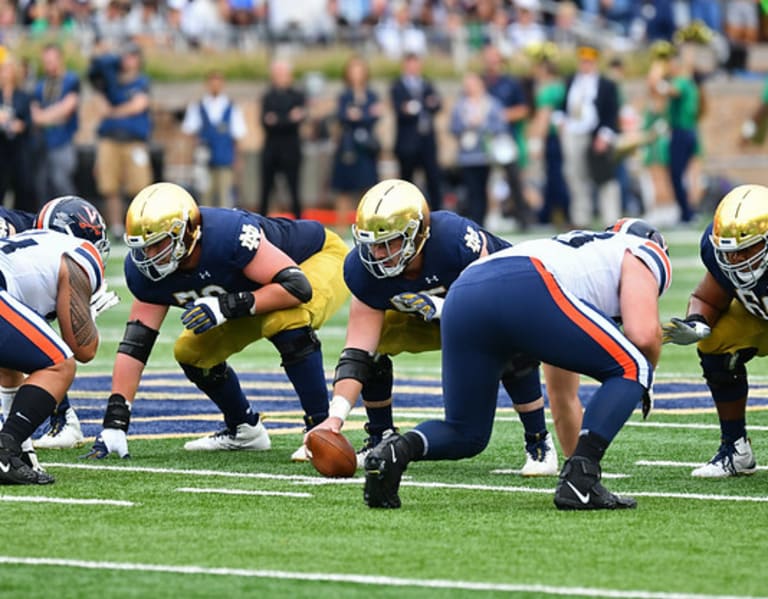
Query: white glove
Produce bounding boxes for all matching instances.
[90,285,120,320]
[390,292,445,322]
[82,428,130,459]
[662,316,711,345]
[181,297,227,334]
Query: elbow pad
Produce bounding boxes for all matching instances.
[273,266,312,303]
[117,320,159,364]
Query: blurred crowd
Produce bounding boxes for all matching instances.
[0,0,767,236]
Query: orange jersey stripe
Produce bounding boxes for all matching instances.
[79,241,104,276]
[0,298,67,363]
[530,258,639,381]
[642,240,672,291]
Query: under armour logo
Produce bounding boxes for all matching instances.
[425,275,439,284]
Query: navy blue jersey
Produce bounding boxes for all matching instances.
[0,207,35,238]
[345,211,511,310]
[126,207,326,308]
[700,222,768,321]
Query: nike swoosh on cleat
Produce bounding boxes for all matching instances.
[390,444,397,463]
[0,461,10,473]
[566,481,590,504]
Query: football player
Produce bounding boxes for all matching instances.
[663,184,767,477]
[306,178,558,476]
[0,199,117,462]
[363,219,670,510]
[0,197,111,484]
[83,182,349,459]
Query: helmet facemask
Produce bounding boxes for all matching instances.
[125,213,198,281]
[353,217,423,279]
[713,235,768,290]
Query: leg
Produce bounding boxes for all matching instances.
[542,363,582,458]
[421,145,443,211]
[179,362,270,451]
[668,129,696,222]
[691,349,757,477]
[259,146,277,216]
[357,354,396,467]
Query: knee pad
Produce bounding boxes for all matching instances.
[501,353,542,405]
[362,354,393,403]
[180,361,229,389]
[270,327,321,367]
[699,348,756,403]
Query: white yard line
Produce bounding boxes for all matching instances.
[0,556,762,599]
[176,487,311,498]
[45,463,768,503]
[0,495,133,506]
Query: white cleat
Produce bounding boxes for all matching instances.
[291,443,309,462]
[183,420,271,451]
[33,408,85,449]
[691,436,757,478]
[521,432,559,477]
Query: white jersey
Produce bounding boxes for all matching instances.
[0,230,104,318]
[472,230,671,319]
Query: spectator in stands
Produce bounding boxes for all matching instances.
[91,41,153,238]
[555,44,620,229]
[506,0,546,53]
[690,1,723,35]
[329,55,382,233]
[125,0,170,48]
[725,0,759,46]
[653,44,701,224]
[549,1,582,51]
[259,58,306,219]
[391,52,443,210]
[481,43,532,228]
[0,55,36,213]
[528,44,569,227]
[181,70,247,208]
[93,0,132,48]
[450,71,506,227]
[580,0,637,36]
[31,43,80,202]
[375,1,427,59]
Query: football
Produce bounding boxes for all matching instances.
[305,428,357,478]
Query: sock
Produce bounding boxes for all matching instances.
[519,409,547,447]
[2,385,57,443]
[181,363,257,430]
[572,431,609,464]
[56,394,72,415]
[720,418,747,443]
[0,386,19,421]
[282,348,329,427]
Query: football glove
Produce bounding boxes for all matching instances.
[181,292,255,335]
[90,284,120,320]
[641,388,654,421]
[390,292,444,322]
[662,315,711,345]
[81,429,130,459]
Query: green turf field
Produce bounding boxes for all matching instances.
[1,225,767,599]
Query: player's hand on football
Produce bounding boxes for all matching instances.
[662,315,711,345]
[390,292,444,322]
[304,417,343,445]
[181,297,227,334]
[81,428,130,459]
[90,284,120,320]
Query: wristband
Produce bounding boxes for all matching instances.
[741,120,757,140]
[685,313,708,326]
[328,395,352,421]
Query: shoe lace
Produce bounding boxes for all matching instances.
[525,437,549,462]
[45,412,67,437]
[211,427,236,440]
[711,440,737,474]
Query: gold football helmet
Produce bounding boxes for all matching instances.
[124,182,202,281]
[352,179,431,278]
[711,184,768,290]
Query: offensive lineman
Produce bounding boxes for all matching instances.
[83,182,349,460]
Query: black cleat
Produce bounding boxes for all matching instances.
[0,433,55,485]
[554,456,635,511]
[363,433,410,509]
